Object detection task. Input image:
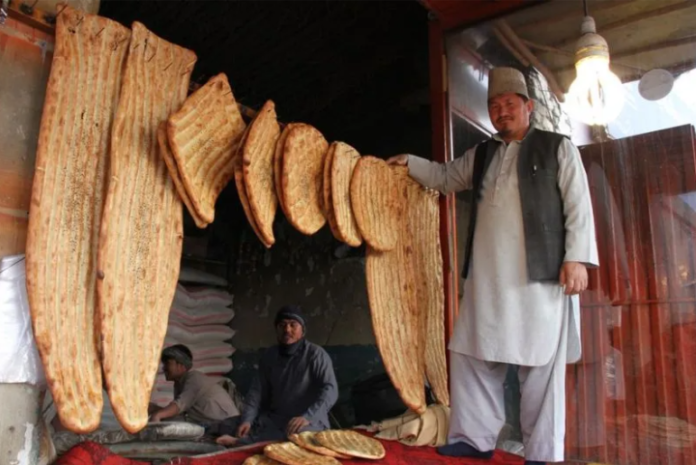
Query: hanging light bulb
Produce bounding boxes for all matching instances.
[565,15,625,126]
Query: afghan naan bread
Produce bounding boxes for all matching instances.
[274,123,302,216]
[330,142,362,247]
[242,100,281,246]
[234,130,271,248]
[158,123,207,229]
[322,144,342,240]
[290,432,352,459]
[350,156,399,251]
[167,73,246,224]
[25,6,130,434]
[399,170,448,406]
[242,455,282,465]
[281,124,329,235]
[365,169,426,414]
[98,22,196,434]
[315,430,386,460]
[264,442,341,465]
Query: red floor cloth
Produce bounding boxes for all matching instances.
[56,440,526,465]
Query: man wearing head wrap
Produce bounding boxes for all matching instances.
[213,305,338,447]
[388,68,598,465]
[149,344,239,425]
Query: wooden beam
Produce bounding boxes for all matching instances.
[619,58,695,83]
[522,39,644,72]
[555,1,696,50]
[427,18,459,347]
[552,35,696,72]
[612,35,696,60]
[7,0,57,35]
[514,0,636,34]
[495,19,566,101]
[420,0,544,31]
[493,25,531,67]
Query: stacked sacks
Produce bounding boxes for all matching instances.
[150,284,235,407]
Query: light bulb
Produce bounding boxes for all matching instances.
[566,55,624,126]
[565,16,625,126]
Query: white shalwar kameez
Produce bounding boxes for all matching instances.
[408,132,599,463]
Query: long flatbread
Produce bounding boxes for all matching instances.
[234,129,271,247]
[167,73,246,225]
[290,432,351,459]
[25,7,130,434]
[330,142,362,247]
[264,442,340,465]
[322,144,342,240]
[350,156,399,251]
[235,157,271,248]
[281,124,328,235]
[400,170,449,406]
[315,430,386,460]
[365,171,426,414]
[274,123,302,217]
[97,22,196,434]
[157,123,207,228]
[242,100,281,246]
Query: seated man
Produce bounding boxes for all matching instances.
[150,344,239,426]
[215,306,338,447]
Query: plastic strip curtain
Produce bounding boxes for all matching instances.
[569,125,696,465]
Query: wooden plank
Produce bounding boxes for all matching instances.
[420,0,542,31]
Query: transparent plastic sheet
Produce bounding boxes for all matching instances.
[443,3,696,463]
[0,254,46,386]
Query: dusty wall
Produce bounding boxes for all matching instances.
[0,18,53,258]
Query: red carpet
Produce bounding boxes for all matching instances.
[56,440,526,465]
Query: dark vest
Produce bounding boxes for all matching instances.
[462,128,567,282]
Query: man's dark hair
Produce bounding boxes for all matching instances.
[161,344,193,369]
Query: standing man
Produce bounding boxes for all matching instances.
[214,305,338,447]
[388,67,598,465]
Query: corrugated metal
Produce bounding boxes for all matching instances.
[570,125,696,465]
[0,18,53,257]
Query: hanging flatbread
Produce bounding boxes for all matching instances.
[315,430,386,460]
[400,170,449,406]
[167,73,246,225]
[365,170,426,414]
[98,22,196,434]
[234,130,271,248]
[274,123,303,216]
[264,442,341,465]
[242,455,282,465]
[322,144,342,240]
[350,156,399,251]
[157,123,207,228]
[242,100,281,246]
[330,142,362,247]
[281,124,329,235]
[290,432,352,459]
[25,7,130,434]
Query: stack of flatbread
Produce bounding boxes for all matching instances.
[274,124,329,235]
[257,430,385,464]
[164,73,247,228]
[352,161,449,413]
[233,100,281,247]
